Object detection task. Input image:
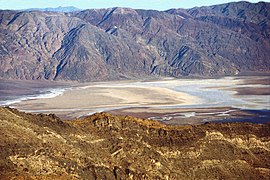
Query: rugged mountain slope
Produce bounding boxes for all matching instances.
[0,107,269,179]
[0,2,270,81]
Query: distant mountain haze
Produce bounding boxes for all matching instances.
[24,6,82,12]
[0,2,269,82]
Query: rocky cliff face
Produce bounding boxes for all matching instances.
[0,2,269,81]
[0,107,269,179]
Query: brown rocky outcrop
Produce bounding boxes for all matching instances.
[0,107,269,179]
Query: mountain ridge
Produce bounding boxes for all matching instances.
[24,6,82,12]
[0,2,269,82]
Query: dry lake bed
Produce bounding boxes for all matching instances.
[0,76,269,125]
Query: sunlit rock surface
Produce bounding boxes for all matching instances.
[0,107,269,179]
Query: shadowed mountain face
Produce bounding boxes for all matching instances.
[0,107,269,179]
[0,2,269,81]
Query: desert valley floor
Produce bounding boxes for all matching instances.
[0,75,269,125]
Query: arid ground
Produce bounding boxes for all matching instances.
[1,76,269,124]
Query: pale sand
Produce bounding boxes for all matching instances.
[8,76,269,119]
[12,84,199,112]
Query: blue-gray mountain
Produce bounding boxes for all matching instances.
[0,2,269,81]
[24,6,81,12]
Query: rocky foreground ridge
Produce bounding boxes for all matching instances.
[0,2,270,81]
[0,107,269,179]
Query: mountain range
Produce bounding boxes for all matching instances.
[0,1,269,81]
[24,6,82,13]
